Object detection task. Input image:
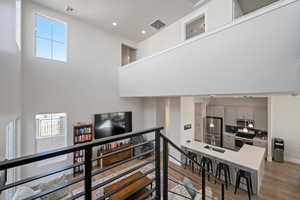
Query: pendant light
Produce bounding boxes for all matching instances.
[209,119,215,128]
[242,127,248,133]
[248,122,254,128]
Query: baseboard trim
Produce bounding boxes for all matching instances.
[267,155,272,162]
[285,157,300,165]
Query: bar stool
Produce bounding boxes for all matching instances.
[234,169,253,200]
[215,162,231,189]
[184,151,198,173]
[200,156,213,181]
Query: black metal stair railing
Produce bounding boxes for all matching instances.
[0,127,162,200]
[160,133,226,200]
[0,127,225,200]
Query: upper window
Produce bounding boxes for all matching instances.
[185,15,205,40]
[35,15,67,62]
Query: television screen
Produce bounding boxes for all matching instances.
[94,112,132,139]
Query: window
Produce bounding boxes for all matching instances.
[16,0,22,50]
[35,14,67,62]
[121,44,137,66]
[185,15,206,40]
[36,113,67,157]
[36,113,67,138]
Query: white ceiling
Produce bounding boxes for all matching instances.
[32,0,200,42]
[238,0,279,14]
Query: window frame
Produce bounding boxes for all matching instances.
[34,112,69,167]
[35,113,67,139]
[34,13,68,62]
[35,113,68,165]
[181,9,207,41]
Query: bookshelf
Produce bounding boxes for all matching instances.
[96,140,132,168]
[73,124,93,176]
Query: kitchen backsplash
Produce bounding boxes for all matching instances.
[225,125,267,136]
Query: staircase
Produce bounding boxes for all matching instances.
[119,0,300,97]
[0,127,227,200]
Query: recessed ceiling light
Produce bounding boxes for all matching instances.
[65,6,75,13]
[141,30,146,34]
[112,22,117,26]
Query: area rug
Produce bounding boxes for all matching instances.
[169,184,217,200]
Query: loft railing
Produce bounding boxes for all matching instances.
[160,134,227,200]
[0,127,226,200]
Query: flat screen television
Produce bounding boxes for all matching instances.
[94,112,132,139]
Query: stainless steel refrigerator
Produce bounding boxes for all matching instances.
[205,116,223,147]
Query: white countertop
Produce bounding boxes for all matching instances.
[182,141,265,171]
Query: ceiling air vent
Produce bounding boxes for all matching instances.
[65,6,75,13]
[150,19,166,30]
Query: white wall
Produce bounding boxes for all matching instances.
[143,98,157,129]
[270,95,300,164]
[143,97,166,140]
[0,0,22,160]
[137,0,233,58]
[143,98,158,140]
[21,1,144,178]
[165,97,181,163]
[180,97,195,144]
[120,0,300,97]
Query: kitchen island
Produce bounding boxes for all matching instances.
[181,141,265,194]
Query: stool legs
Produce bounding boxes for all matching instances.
[234,171,241,194]
[185,152,198,173]
[235,170,253,200]
[246,178,251,200]
[201,157,213,181]
[215,163,230,189]
[249,176,253,195]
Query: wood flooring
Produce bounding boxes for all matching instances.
[68,158,300,200]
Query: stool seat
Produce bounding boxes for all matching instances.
[235,169,253,200]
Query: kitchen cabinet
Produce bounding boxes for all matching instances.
[254,108,267,131]
[225,107,237,125]
[223,132,235,150]
[237,107,253,120]
[207,106,224,118]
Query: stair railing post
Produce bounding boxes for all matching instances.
[84,146,93,200]
[163,137,169,200]
[221,183,225,200]
[155,130,161,200]
[202,168,206,200]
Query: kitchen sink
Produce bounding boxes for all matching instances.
[204,145,226,153]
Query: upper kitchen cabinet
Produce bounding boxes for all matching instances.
[207,106,224,118]
[237,107,254,120]
[254,108,268,131]
[225,107,237,126]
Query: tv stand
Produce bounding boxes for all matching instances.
[97,144,133,168]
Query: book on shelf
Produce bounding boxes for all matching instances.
[73,124,93,176]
